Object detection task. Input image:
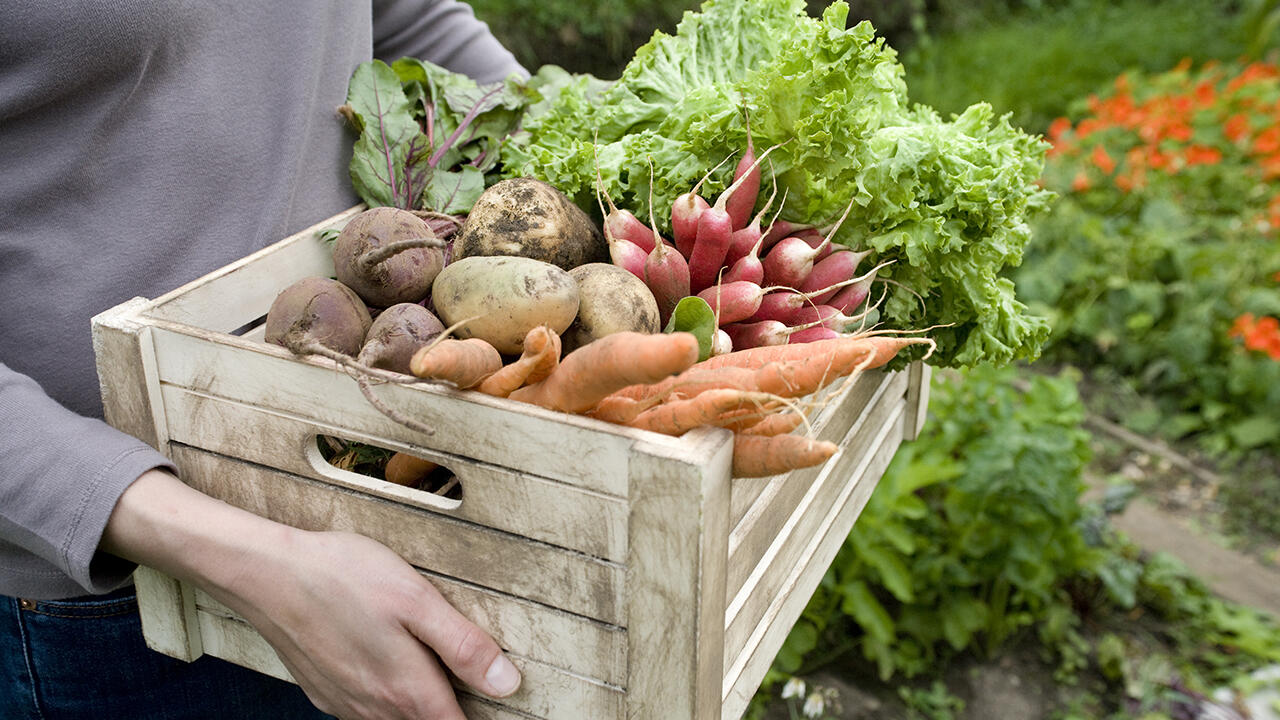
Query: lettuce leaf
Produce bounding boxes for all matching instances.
[501,0,1054,368]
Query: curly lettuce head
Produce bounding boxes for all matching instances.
[502,0,1053,368]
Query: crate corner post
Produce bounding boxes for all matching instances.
[624,427,734,720]
[92,296,206,662]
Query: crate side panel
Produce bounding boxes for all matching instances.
[722,407,904,688]
[193,610,623,719]
[170,445,626,624]
[725,370,886,532]
[161,385,628,561]
[722,411,905,720]
[725,371,907,600]
[148,325,648,495]
[144,207,361,332]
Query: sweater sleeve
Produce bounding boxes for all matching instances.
[371,0,528,83]
[0,363,176,598]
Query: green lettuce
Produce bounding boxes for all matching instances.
[501,0,1054,367]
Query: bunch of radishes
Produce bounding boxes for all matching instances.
[601,139,887,355]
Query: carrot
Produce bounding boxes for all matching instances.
[508,331,700,414]
[384,452,438,487]
[739,411,807,437]
[626,389,781,435]
[409,337,503,389]
[705,333,935,376]
[732,433,838,478]
[586,393,663,424]
[476,326,562,398]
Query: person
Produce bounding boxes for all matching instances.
[0,2,529,718]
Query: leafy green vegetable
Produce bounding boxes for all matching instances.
[341,58,539,214]
[501,0,1054,368]
[663,295,717,361]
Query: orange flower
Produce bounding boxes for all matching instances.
[1072,170,1091,192]
[1254,127,1280,155]
[1232,314,1280,360]
[1194,81,1216,107]
[1261,153,1280,180]
[1184,145,1222,166]
[1047,116,1072,143]
[1224,114,1251,143]
[1091,145,1116,174]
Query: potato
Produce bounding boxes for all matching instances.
[454,177,607,271]
[562,263,661,353]
[431,256,579,354]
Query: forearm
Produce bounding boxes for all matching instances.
[99,468,293,606]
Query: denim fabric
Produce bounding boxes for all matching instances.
[0,586,332,720]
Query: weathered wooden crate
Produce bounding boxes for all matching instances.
[92,206,931,720]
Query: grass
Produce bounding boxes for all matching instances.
[901,0,1253,133]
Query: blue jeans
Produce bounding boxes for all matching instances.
[0,585,332,720]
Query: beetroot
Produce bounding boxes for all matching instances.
[332,207,445,308]
[264,277,372,356]
[357,303,446,375]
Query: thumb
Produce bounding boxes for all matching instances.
[409,587,522,698]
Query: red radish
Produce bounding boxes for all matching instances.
[747,274,870,324]
[689,143,785,293]
[725,114,760,230]
[787,301,880,333]
[724,182,781,267]
[759,219,814,252]
[671,156,730,257]
[787,326,842,343]
[609,237,649,280]
[696,280,770,325]
[643,179,692,326]
[593,151,657,253]
[723,248,765,286]
[761,197,856,289]
[711,329,733,357]
[722,318,824,349]
[827,260,893,313]
[799,249,871,302]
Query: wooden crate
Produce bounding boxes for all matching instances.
[91,206,931,720]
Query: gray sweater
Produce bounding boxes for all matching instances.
[0,0,524,599]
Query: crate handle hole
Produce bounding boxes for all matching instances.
[312,435,463,508]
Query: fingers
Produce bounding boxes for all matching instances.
[405,585,522,699]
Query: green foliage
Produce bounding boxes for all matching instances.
[468,0,700,77]
[750,366,1280,718]
[902,0,1253,134]
[1014,60,1280,458]
[776,366,1096,682]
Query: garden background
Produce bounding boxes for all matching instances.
[466,1,1280,717]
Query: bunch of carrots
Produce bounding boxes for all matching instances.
[598,135,888,352]
[404,325,933,479]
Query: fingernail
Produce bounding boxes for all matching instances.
[485,654,521,696]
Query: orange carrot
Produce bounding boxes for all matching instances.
[626,389,781,435]
[699,333,934,373]
[508,332,700,414]
[732,434,838,478]
[587,394,663,424]
[384,452,438,487]
[607,334,933,405]
[477,326,562,398]
[732,409,806,436]
[409,337,503,389]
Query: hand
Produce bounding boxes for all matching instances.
[103,469,520,719]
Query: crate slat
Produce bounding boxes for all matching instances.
[161,385,628,561]
[171,445,627,624]
[193,610,624,719]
